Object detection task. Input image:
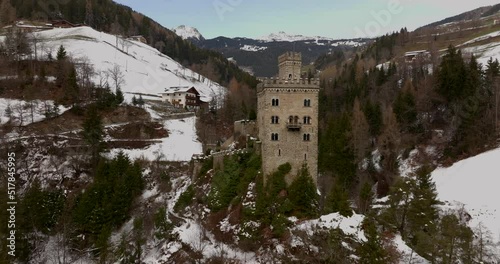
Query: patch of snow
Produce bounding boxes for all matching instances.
[331,40,365,47]
[462,41,500,66]
[109,116,202,161]
[462,30,500,46]
[393,234,430,264]
[295,212,366,241]
[432,147,500,244]
[0,98,70,126]
[240,45,268,52]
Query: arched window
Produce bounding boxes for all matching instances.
[272,98,279,106]
[289,115,294,124]
[303,116,311,124]
[271,116,279,124]
[271,133,279,141]
[303,134,311,141]
[294,116,299,124]
[304,99,311,107]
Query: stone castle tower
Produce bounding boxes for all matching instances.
[257,52,320,185]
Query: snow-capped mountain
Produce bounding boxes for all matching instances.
[173,25,204,41]
[191,31,368,77]
[258,31,334,42]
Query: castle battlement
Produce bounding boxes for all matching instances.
[278,52,301,64]
[257,77,320,92]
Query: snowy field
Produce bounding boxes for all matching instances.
[30,27,225,102]
[432,147,500,243]
[109,116,202,161]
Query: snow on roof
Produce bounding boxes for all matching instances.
[405,50,430,56]
[162,86,198,94]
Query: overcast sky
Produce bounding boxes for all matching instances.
[114,0,499,39]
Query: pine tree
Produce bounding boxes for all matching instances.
[137,95,145,106]
[65,66,79,106]
[407,166,440,245]
[436,45,468,102]
[364,100,383,137]
[288,165,319,218]
[82,106,104,165]
[380,177,415,239]
[56,45,67,61]
[325,183,353,217]
[358,216,388,264]
[486,57,499,77]
[132,95,138,106]
[351,98,370,163]
[393,82,418,133]
[115,87,124,105]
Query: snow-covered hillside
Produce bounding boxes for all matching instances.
[460,29,500,65]
[173,25,204,41]
[432,147,500,244]
[32,27,224,101]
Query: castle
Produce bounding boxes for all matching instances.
[257,52,320,185]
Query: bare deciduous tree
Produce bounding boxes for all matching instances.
[107,64,125,92]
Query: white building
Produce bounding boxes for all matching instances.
[160,86,201,110]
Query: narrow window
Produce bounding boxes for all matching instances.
[304,153,307,160]
[278,149,281,156]
[271,116,279,124]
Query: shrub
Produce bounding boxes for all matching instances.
[174,185,195,212]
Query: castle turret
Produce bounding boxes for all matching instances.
[278,52,302,80]
[257,52,319,185]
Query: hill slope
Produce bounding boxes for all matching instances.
[432,147,500,246]
[32,27,225,101]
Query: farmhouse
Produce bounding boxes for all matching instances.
[404,50,431,63]
[161,86,201,110]
[127,35,148,44]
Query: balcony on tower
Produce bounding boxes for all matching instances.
[286,115,302,131]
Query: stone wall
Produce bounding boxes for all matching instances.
[234,120,258,139]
